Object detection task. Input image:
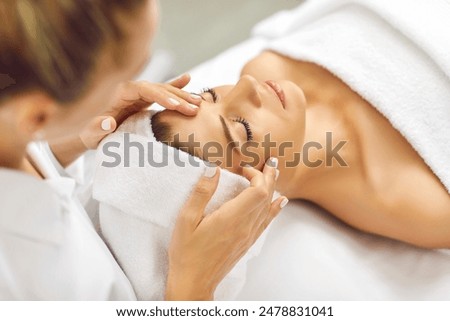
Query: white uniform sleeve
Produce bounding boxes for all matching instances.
[0,169,136,300]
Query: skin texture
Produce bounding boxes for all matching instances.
[154,51,450,249]
[0,0,285,300]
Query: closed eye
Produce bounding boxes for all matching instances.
[198,87,252,143]
[201,87,218,102]
[233,117,253,142]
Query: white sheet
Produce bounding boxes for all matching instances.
[178,34,450,300]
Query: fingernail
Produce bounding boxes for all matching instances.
[275,169,280,180]
[168,98,181,106]
[244,164,252,168]
[189,103,199,109]
[280,197,289,208]
[266,157,278,168]
[190,93,202,100]
[204,166,217,178]
[101,118,111,131]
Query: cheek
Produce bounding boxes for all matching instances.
[273,122,304,167]
[200,139,243,171]
[252,118,303,166]
[143,0,159,46]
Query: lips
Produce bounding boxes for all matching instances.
[265,80,286,108]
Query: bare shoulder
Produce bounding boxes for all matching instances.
[383,161,450,248]
[348,100,450,248]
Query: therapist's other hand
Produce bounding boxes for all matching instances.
[165,159,288,301]
[50,74,201,166]
[80,73,201,149]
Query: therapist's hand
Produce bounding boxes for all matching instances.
[165,159,288,301]
[79,74,202,149]
[50,74,201,167]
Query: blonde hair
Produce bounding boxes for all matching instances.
[0,0,145,103]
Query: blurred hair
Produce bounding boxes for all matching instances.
[151,111,199,156]
[152,111,209,160]
[0,0,146,104]
[151,111,174,145]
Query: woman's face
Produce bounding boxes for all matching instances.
[44,0,158,138]
[154,75,307,175]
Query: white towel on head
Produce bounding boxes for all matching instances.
[253,0,450,192]
[93,110,271,300]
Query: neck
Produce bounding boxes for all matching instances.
[0,122,43,177]
[279,104,350,200]
[0,137,27,170]
[0,141,44,179]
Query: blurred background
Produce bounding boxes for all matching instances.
[141,0,303,81]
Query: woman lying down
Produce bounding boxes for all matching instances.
[152,56,449,250]
[94,0,450,300]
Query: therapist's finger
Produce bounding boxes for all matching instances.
[179,166,220,228]
[261,158,278,204]
[161,92,200,115]
[253,196,288,240]
[168,73,191,89]
[220,163,278,225]
[164,85,202,106]
[261,158,278,214]
[241,165,266,188]
[264,197,288,230]
[135,82,199,116]
[166,74,202,106]
[79,116,117,149]
[263,157,279,182]
[242,164,275,206]
[219,169,271,220]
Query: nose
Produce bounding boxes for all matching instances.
[231,74,262,107]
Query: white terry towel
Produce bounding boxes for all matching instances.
[93,110,270,300]
[253,0,450,192]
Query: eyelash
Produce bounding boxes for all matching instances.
[233,117,253,142]
[201,87,218,102]
[201,88,253,142]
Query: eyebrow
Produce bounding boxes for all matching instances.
[219,116,239,150]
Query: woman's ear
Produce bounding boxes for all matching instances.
[15,91,57,140]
